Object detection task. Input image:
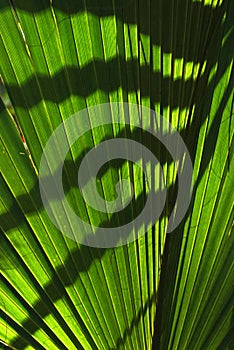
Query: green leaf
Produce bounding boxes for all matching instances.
[0,0,233,349]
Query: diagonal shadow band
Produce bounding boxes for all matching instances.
[2,0,226,62]
[2,196,160,349]
[4,62,202,110]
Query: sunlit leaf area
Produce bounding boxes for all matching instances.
[0,0,233,349]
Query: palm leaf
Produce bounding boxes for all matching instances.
[0,0,233,349]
